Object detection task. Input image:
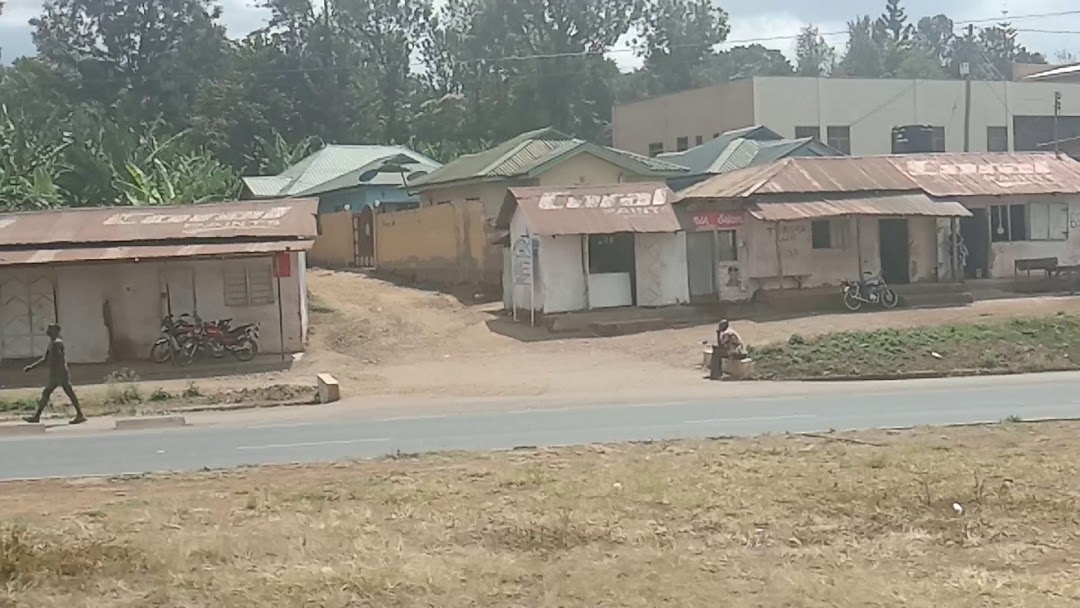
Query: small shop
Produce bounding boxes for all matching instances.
[496,183,690,316]
[679,205,751,303]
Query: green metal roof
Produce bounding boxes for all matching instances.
[409,127,688,190]
[242,145,442,198]
[662,126,843,176]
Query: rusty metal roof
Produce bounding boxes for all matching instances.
[749,194,972,222]
[895,153,1080,196]
[0,199,319,248]
[498,183,683,236]
[679,152,1080,199]
[0,240,314,268]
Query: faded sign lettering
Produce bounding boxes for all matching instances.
[104,206,292,234]
[691,211,743,231]
[904,160,1061,188]
[538,189,667,211]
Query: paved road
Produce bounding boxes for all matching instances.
[3,373,1080,481]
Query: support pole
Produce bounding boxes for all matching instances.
[773,222,784,289]
[855,217,864,277]
[276,273,286,362]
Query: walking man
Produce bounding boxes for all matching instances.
[23,324,87,425]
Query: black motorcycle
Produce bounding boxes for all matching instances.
[150,313,196,364]
[841,272,899,312]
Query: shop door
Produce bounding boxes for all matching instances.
[686,231,716,302]
[0,272,57,359]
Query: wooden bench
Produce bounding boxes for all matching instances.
[1014,257,1058,278]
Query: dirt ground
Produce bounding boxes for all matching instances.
[279,271,1080,400]
[3,421,1080,607]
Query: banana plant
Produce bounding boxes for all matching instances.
[0,103,70,211]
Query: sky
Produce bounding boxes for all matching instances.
[1,0,1078,70]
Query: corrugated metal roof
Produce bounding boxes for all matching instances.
[749,194,972,221]
[680,152,1080,199]
[1024,62,1080,81]
[0,240,314,268]
[0,199,319,248]
[893,153,1080,197]
[410,127,687,190]
[499,183,683,236]
[658,125,783,173]
[242,145,441,198]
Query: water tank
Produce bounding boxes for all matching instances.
[892,125,936,154]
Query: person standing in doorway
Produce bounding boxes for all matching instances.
[23,324,87,425]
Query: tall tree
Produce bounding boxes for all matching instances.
[976,21,1047,80]
[635,0,730,95]
[31,0,229,126]
[837,16,884,78]
[795,25,835,77]
[914,14,956,69]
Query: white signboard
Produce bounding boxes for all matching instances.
[513,236,537,285]
[537,188,668,215]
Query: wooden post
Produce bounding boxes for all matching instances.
[773,222,784,289]
[276,272,285,362]
[855,216,864,277]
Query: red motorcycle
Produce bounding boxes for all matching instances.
[200,318,260,362]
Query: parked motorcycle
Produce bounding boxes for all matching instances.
[841,272,899,312]
[150,313,197,364]
[151,314,260,365]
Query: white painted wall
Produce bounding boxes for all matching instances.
[634,232,690,307]
[42,255,306,364]
[752,77,1080,155]
[745,215,939,291]
[539,235,585,313]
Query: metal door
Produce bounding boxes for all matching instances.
[686,231,716,300]
[0,272,57,359]
[353,208,375,268]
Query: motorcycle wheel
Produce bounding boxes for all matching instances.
[178,340,198,367]
[150,339,173,364]
[232,338,259,362]
[842,290,863,312]
[881,288,900,309]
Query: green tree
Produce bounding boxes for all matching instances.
[976,22,1046,80]
[634,0,730,95]
[837,16,885,78]
[31,0,229,126]
[795,25,835,76]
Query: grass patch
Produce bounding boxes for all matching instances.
[751,314,1080,379]
[2,422,1080,605]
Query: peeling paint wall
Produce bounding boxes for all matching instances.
[374,201,495,287]
[956,195,1080,278]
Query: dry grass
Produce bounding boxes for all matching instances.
[4,422,1080,606]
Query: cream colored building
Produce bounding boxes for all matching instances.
[614,76,1080,158]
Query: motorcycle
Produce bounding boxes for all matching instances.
[150,313,197,364]
[202,318,260,362]
[841,272,899,312]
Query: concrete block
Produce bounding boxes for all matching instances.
[114,416,187,431]
[722,358,756,381]
[317,373,341,404]
[0,424,46,437]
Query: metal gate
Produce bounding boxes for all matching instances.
[353,208,375,268]
[0,272,57,359]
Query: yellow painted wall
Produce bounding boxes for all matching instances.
[308,210,356,268]
[375,201,493,286]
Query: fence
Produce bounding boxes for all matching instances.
[308,209,375,269]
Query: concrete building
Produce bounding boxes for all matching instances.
[496,184,689,314]
[676,152,1080,303]
[613,76,1080,159]
[0,200,317,363]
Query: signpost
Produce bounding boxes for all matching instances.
[512,236,536,326]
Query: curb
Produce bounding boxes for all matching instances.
[787,366,1080,383]
[0,424,45,437]
[114,416,187,431]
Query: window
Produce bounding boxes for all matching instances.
[811,220,833,249]
[1029,202,1069,241]
[991,204,1027,242]
[224,262,275,307]
[795,126,821,140]
[676,136,689,152]
[717,230,737,262]
[695,135,704,146]
[826,126,851,154]
[648,142,664,157]
[987,126,1009,152]
[588,233,635,275]
[931,126,946,152]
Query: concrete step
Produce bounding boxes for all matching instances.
[900,291,974,309]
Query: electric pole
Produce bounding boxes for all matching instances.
[962,24,974,153]
[1054,92,1063,158]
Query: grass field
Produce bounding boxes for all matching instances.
[752,314,1080,379]
[3,421,1080,606]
